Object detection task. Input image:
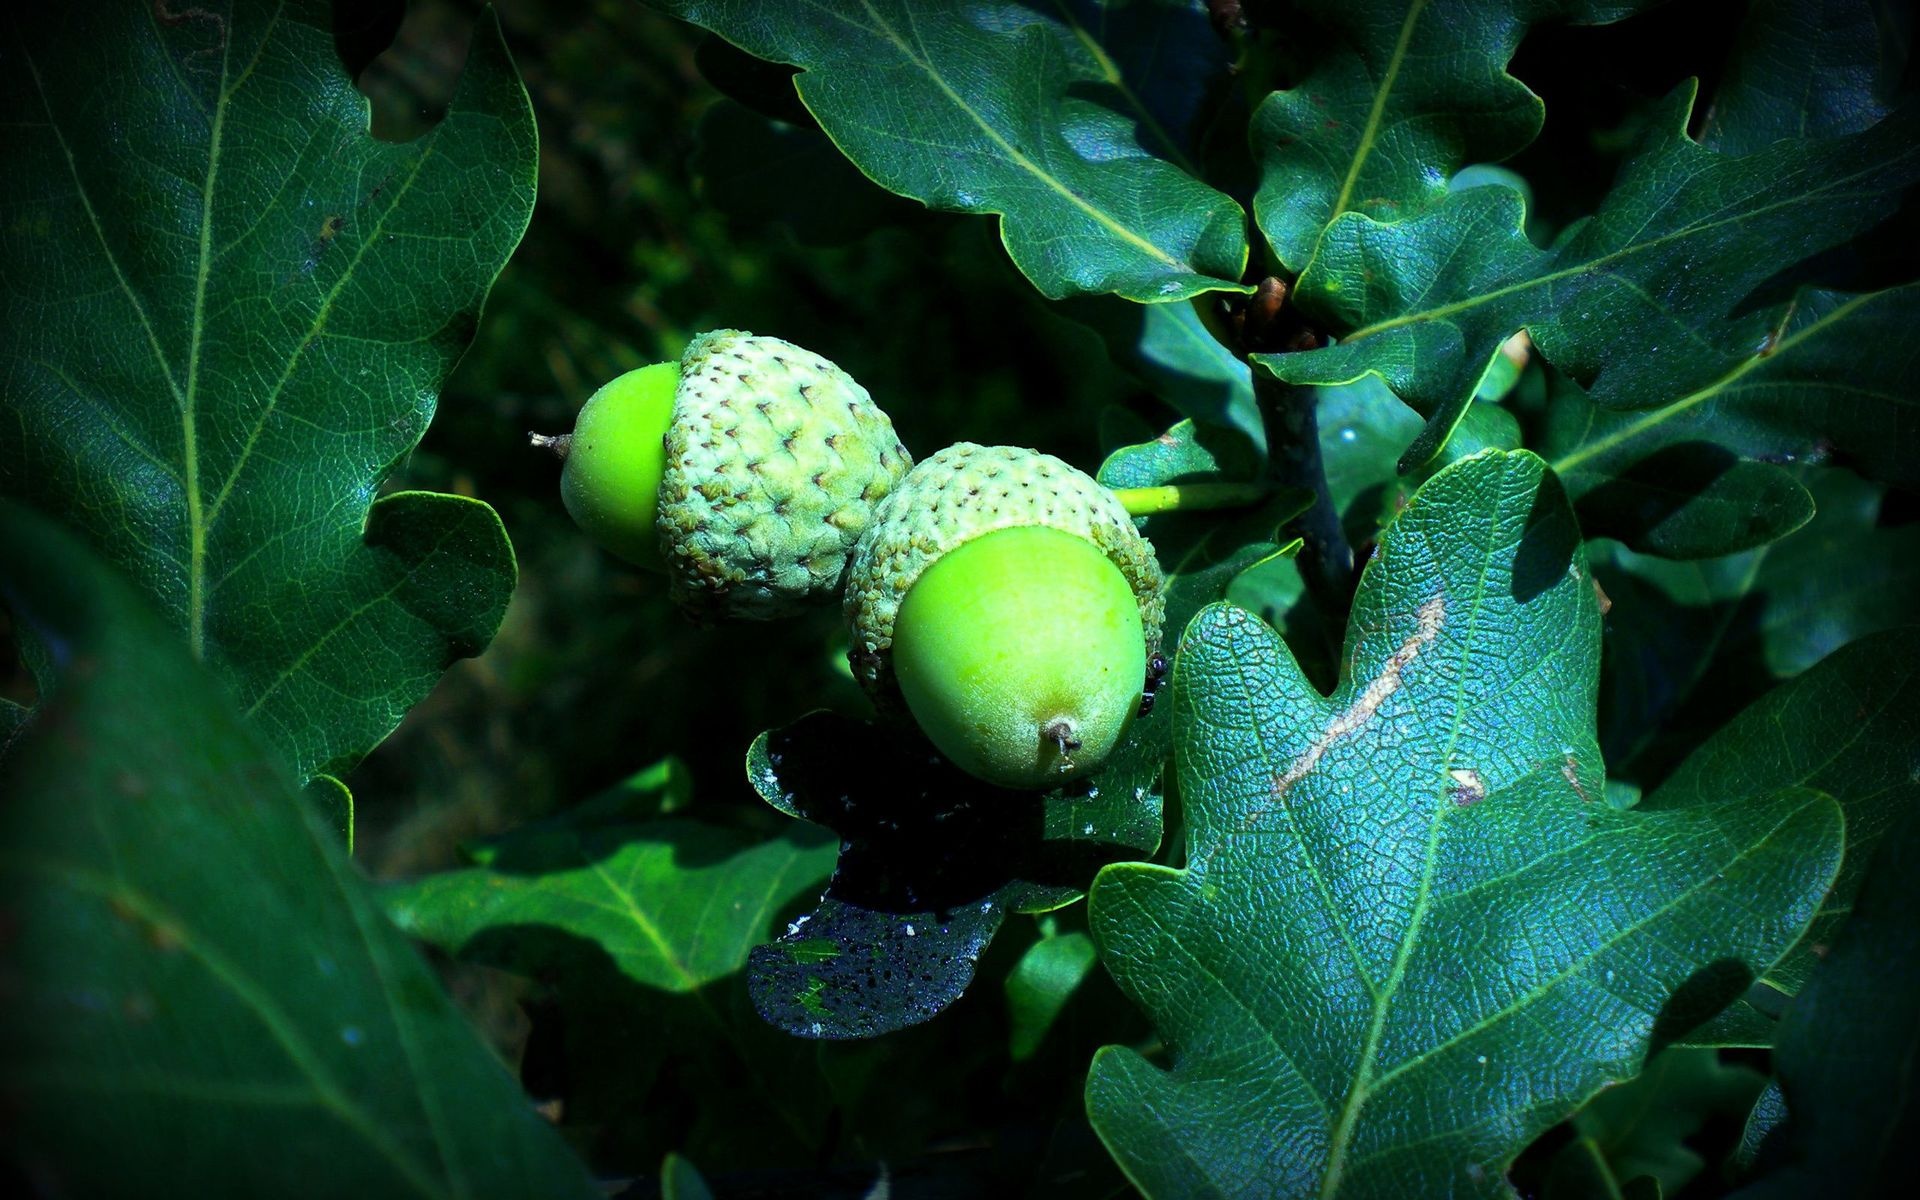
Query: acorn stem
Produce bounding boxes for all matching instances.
[528,431,572,461]
[1110,481,1269,517]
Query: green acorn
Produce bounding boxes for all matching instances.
[540,330,912,621]
[845,443,1166,790]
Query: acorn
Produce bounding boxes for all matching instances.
[538,330,912,621]
[845,443,1166,790]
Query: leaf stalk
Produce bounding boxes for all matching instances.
[1110,481,1270,517]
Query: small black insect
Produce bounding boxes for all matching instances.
[1138,652,1170,717]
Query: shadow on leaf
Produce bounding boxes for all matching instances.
[1513,464,1581,601]
[1575,442,1813,559]
[1648,957,1757,1059]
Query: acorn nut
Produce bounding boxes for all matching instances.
[540,330,912,621]
[845,443,1166,790]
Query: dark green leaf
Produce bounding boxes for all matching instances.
[1252,0,1657,270]
[1570,450,1815,560]
[1007,929,1099,1062]
[1731,1079,1787,1176]
[1260,93,1920,470]
[1702,0,1903,155]
[1315,375,1425,541]
[1733,809,1920,1198]
[1061,298,1265,457]
[1222,545,1307,632]
[1592,469,1920,776]
[382,769,842,1168]
[1312,370,1529,560]
[0,500,595,1199]
[1670,990,1783,1052]
[638,0,1249,301]
[1085,451,1841,1198]
[1545,286,1920,517]
[1649,629,1920,996]
[1550,1048,1765,1198]
[1542,1137,1655,1200]
[0,1,533,780]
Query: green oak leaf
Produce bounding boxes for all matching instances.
[384,813,837,995]
[1564,451,1815,561]
[0,500,595,1198]
[1313,374,1426,541]
[1701,0,1902,155]
[1304,371,1526,559]
[381,768,842,1169]
[1542,1140,1662,1200]
[1544,286,1920,546]
[637,0,1249,301]
[0,1,535,781]
[1085,450,1841,1198]
[1732,808,1920,1197]
[1251,0,1656,271]
[1258,88,1920,471]
[1649,628,1920,998]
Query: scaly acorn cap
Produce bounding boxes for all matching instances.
[658,330,912,621]
[845,442,1165,706]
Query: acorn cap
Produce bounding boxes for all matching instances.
[658,330,912,621]
[845,442,1165,704]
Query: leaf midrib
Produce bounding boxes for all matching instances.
[579,836,826,1148]
[798,0,1189,272]
[1316,477,1500,1199]
[1356,790,1831,1108]
[31,5,289,661]
[0,854,449,1200]
[177,4,240,662]
[1326,0,1430,226]
[200,144,438,538]
[1338,143,1918,343]
[1549,289,1884,474]
[1044,0,1198,175]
